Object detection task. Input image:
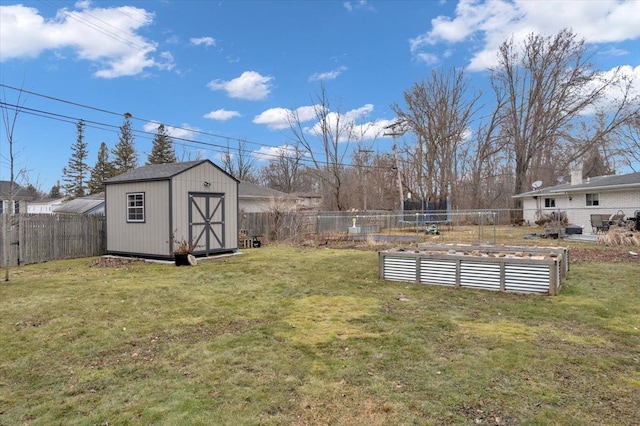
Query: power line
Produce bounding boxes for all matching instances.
[1,100,396,172]
[0,84,396,171]
[0,101,244,156]
[0,83,290,153]
[37,0,151,52]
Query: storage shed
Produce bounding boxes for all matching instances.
[105,160,238,259]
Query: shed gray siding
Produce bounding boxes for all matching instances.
[170,162,238,251]
[105,160,238,258]
[106,180,170,256]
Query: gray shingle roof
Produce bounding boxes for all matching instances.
[54,193,105,215]
[514,171,640,198]
[239,181,298,199]
[0,181,31,199]
[105,161,210,184]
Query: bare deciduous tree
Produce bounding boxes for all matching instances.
[1,87,27,281]
[392,68,479,204]
[286,85,356,211]
[363,153,400,210]
[259,143,312,193]
[491,29,638,214]
[221,138,258,183]
[615,113,640,171]
[458,90,508,209]
[351,144,374,210]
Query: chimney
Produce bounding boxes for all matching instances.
[570,169,582,186]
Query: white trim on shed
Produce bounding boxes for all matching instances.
[105,160,239,259]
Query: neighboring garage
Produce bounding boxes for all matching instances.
[105,160,238,259]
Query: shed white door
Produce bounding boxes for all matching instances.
[189,192,225,254]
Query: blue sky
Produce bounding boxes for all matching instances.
[1,0,639,194]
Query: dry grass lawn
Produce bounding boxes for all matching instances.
[1,240,639,425]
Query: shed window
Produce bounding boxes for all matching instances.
[586,193,599,206]
[544,198,555,208]
[127,193,145,222]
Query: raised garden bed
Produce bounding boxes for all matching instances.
[379,244,568,295]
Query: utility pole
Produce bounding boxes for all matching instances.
[391,140,403,212]
[358,149,373,211]
[384,122,407,214]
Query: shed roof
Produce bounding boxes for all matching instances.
[105,160,237,184]
[54,193,105,215]
[513,171,640,198]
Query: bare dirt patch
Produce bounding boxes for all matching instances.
[90,256,145,268]
[570,247,640,264]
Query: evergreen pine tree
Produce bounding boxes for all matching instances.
[25,184,45,200]
[62,119,89,198]
[147,123,177,164]
[112,113,138,173]
[88,142,116,194]
[49,184,62,199]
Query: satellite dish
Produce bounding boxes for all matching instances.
[532,180,543,190]
[557,176,565,184]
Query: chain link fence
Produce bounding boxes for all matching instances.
[240,206,639,247]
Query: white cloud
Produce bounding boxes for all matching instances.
[410,0,640,71]
[345,104,374,122]
[599,47,628,57]
[580,65,640,116]
[165,34,180,44]
[190,36,215,46]
[0,3,168,78]
[204,109,241,121]
[255,103,389,142]
[415,52,439,65]
[164,124,197,140]
[143,121,196,139]
[253,108,291,130]
[212,151,231,163]
[309,66,348,82]
[207,71,274,100]
[252,144,299,161]
[306,104,377,141]
[344,1,376,12]
[253,106,317,130]
[352,119,392,141]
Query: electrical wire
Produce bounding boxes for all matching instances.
[4,3,399,173]
[0,84,396,171]
[37,0,152,52]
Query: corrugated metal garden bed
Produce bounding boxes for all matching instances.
[379,244,568,295]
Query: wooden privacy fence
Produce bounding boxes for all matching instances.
[0,214,106,266]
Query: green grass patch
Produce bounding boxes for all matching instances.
[1,246,639,425]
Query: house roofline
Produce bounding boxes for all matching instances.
[551,182,640,194]
[514,182,640,198]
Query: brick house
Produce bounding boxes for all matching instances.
[513,170,640,234]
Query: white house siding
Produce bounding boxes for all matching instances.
[106,180,170,256]
[27,200,64,214]
[170,163,238,251]
[28,204,52,214]
[522,189,640,234]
